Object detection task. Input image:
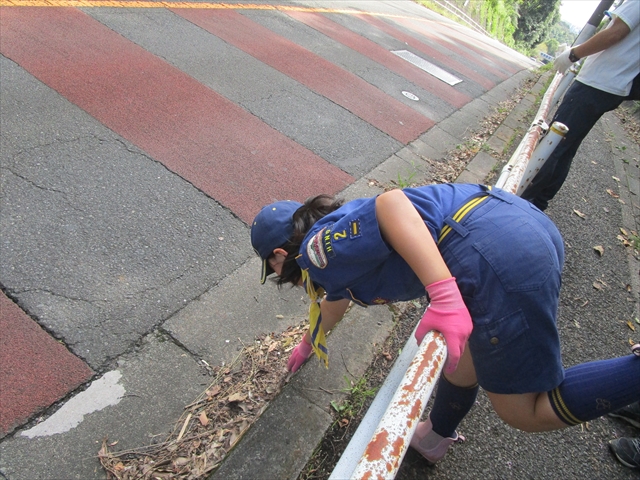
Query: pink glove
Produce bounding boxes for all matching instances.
[554,49,573,74]
[287,337,313,372]
[415,277,473,374]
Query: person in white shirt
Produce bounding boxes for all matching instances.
[522,0,639,211]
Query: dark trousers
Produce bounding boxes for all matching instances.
[521,81,625,211]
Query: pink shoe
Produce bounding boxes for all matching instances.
[410,417,464,464]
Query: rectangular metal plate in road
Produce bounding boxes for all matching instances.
[392,50,463,86]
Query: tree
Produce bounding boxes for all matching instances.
[549,20,578,47]
[546,38,559,55]
[514,0,561,49]
[472,0,519,46]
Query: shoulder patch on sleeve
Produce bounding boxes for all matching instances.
[306,228,329,268]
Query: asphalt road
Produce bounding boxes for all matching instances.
[2,1,638,479]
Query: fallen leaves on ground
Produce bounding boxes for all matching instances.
[592,279,608,291]
[404,77,536,188]
[99,323,307,479]
[616,227,639,255]
[606,189,619,198]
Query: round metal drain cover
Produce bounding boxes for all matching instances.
[402,91,419,101]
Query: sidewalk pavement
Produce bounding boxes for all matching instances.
[2,69,639,480]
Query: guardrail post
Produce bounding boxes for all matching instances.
[495,72,564,193]
[512,121,568,195]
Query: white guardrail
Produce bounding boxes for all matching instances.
[429,0,491,37]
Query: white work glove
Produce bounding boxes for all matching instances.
[554,49,574,74]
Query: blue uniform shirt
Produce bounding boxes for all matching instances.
[296,183,483,306]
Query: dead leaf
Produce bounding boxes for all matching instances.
[199,411,209,426]
[174,457,190,466]
[593,246,604,256]
[593,282,603,291]
[573,209,586,219]
[606,189,619,198]
[228,393,246,403]
[620,227,629,236]
[612,176,620,182]
[627,321,636,332]
[617,235,632,246]
[339,418,350,428]
[207,385,221,398]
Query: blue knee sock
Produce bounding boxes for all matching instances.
[430,376,479,437]
[548,355,640,426]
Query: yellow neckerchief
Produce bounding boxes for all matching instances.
[301,269,329,368]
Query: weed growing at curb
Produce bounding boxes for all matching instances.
[299,301,425,480]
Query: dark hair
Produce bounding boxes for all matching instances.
[277,194,343,287]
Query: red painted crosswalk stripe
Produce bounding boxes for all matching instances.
[172,8,434,144]
[286,11,472,108]
[397,16,521,77]
[355,13,501,91]
[0,292,94,436]
[0,7,354,223]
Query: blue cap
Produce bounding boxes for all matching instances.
[251,200,303,284]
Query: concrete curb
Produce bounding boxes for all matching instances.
[600,111,640,323]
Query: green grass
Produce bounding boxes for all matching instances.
[330,375,378,424]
